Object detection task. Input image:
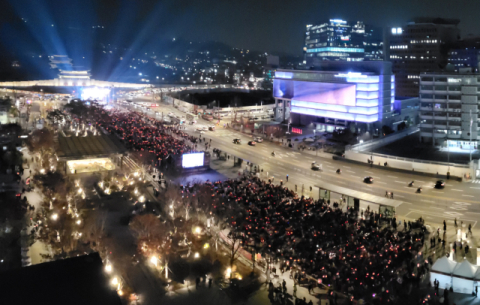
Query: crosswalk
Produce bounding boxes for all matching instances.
[471,180,480,184]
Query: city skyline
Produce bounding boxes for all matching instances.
[1,0,480,56]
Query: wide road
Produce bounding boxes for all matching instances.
[122,96,480,230]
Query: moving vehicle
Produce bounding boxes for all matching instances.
[248,141,256,146]
[254,137,263,143]
[435,180,445,189]
[336,169,341,174]
[233,139,241,144]
[196,128,203,132]
[208,126,215,131]
[311,162,321,170]
[408,181,414,187]
[363,176,374,184]
[202,126,208,131]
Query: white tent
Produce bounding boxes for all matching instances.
[430,257,456,289]
[452,260,477,294]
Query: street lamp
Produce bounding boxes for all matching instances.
[470,110,473,163]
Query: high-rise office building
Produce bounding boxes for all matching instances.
[419,72,479,149]
[447,37,480,73]
[303,19,383,66]
[389,18,460,97]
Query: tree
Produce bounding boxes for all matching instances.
[129,214,167,256]
[81,210,109,257]
[26,128,54,168]
[227,230,243,278]
[163,184,183,219]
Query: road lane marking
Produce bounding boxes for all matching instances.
[365,171,374,174]
[395,195,405,198]
[451,189,463,192]
[416,180,425,183]
[470,187,480,189]
[421,200,435,203]
[387,176,398,178]
[462,195,474,198]
[344,166,351,168]
[395,181,407,184]
[376,181,386,184]
[346,170,356,173]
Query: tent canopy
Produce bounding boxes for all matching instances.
[432,257,457,274]
[453,260,478,279]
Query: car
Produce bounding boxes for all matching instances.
[196,128,203,131]
[202,126,208,131]
[199,131,205,134]
[363,176,374,184]
[208,126,215,131]
[248,141,256,146]
[435,180,445,189]
[311,162,321,170]
[233,139,241,144]
[254,137,263,143]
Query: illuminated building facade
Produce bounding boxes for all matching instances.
[419,72,479,148]
[389,18,460,97]
[447,37,480,73]
[273,61,395,133]
[304,19,383,65]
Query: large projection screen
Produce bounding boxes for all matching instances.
[293,81,356,106]
[182,153,205,168]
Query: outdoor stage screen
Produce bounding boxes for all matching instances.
[182,152,204,168]
[293,81,356,107]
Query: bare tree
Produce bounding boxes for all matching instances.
[163,184,183,219]
[129,214,166,256]
[227,230,243,278]
[26,128,54,168]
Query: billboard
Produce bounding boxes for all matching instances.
[182,153,204,168]
[293,81,356,106]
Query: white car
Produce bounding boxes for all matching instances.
[168,113,175,117]
[199,131,205,134]
[255,137,263,143]
[202,126,208,131]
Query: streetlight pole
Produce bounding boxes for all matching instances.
[470,110,473,163]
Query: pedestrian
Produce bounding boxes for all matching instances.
[390,192,394,199]
[469,223,472,235]
[385,191,388,198]
[404,220,407,231]
[308,283,312,294]
[286,174,289,182]
[455,218,457,227]
[443,220,446,231]
[476,286,478,297]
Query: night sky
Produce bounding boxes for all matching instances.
[0,0,479,56]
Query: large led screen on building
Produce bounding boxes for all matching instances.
[182,153,204,168]
[292,81,356,106]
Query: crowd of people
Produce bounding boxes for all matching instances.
[188,175,428,303]
[93,108,199,169]
[65,104,431,303]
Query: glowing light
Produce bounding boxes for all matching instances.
[105,264,112,273]
[195,227,201,234]
[76,220,81,225]
[182,153,204,168]
[111,277,119,286]
[118,290,123,296]
[81,87,111,101]
[204,243,210,249]
[51,214,58,220]
[150,256,158,267]
[194,252,199,258]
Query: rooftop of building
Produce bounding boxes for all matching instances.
[448,37,480,49]
[279,60,393,75]
[57,133,126,160]
[409,17,460,26]
[420,71,480,76]
[0,253,122,305]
